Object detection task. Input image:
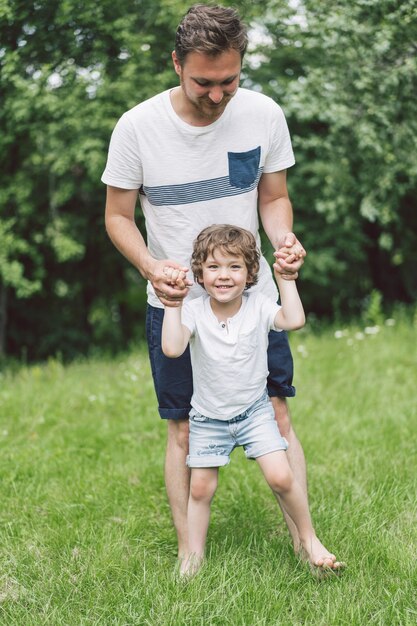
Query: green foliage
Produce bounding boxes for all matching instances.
[362,289,384,326]
[0,0,191,358]
[251,0,417,316]
[1,0,416,359]
[0,218,41,297]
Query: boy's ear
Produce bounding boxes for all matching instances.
[245,273,257,289]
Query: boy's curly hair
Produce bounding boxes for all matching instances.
[191,224,260,289]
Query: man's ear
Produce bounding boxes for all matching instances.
[172,51,181,77]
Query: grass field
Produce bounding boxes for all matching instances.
[0,314,416,625]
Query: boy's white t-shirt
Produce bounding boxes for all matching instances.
[181,292,282,420]
[101,88,295,307]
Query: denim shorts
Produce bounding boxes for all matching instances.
[186,390,289,468]
[146,304,295,421]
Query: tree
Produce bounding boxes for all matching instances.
[0,0,190,358]
[1,0,415,360]
[251,0,417,316]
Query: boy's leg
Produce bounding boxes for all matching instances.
[182,467,219,575]
[268,333,344,570]
[267,330,308,551]
[240,393,344,572]
[270,396,307,551]
[256,451,339,570]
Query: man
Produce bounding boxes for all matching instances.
[102,4,341,571]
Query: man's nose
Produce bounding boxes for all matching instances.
[208,86,224,103]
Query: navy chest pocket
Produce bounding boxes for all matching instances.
[228,146,261,189]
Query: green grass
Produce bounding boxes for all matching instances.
[0,315,416,625]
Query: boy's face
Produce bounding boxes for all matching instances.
[200,249,249,304]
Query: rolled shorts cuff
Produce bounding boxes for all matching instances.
[159,407,190,420]
[267,383,296,398]
[186,454,230,469]
[245,437,289,461]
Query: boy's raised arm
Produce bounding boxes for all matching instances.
[272,258,306,331]
[162,305,191,358]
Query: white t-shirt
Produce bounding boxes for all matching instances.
[101,88,295,307]
[181,292,282,420]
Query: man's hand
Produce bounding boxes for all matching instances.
[149,259,193,307]
[274,232,306,280]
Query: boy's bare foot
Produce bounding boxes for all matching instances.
[299,537,346,576]
[179,553,203,579]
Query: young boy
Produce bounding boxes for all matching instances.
[162,225,340,577]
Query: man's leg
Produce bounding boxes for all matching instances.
[146,305,193,558]
[165,419,190,559]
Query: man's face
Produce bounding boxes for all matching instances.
[172,48,242,122]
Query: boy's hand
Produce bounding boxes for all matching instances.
[274,233,306,280]
[163,266,191,290]
[149,260,193,307]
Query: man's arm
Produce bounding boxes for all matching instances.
[104,185,191,306]
[258,170,306,279]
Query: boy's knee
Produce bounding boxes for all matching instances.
[269,467,294,494]
[190,474,217,502]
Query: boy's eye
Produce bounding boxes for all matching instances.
[231,265,242,269]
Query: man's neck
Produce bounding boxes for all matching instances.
[170,87,223,127]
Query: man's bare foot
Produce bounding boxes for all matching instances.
[299,536,346,577]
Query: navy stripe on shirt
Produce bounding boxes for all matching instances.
[143,168,263,206]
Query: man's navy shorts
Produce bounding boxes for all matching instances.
[146,304,295,420]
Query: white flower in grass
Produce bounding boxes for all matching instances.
[334,329,349,339]
[88,394,97,402]
[0,577,23,602]
[125,370,138,381]
[385,318,396,326]
[347,338,354,346]
[297,344,308,357]
[355,332,365,340]
[364,326,380,335]
[72,547,81,560]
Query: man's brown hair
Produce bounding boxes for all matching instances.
[175,4,248,65]
[191,224,260,289]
